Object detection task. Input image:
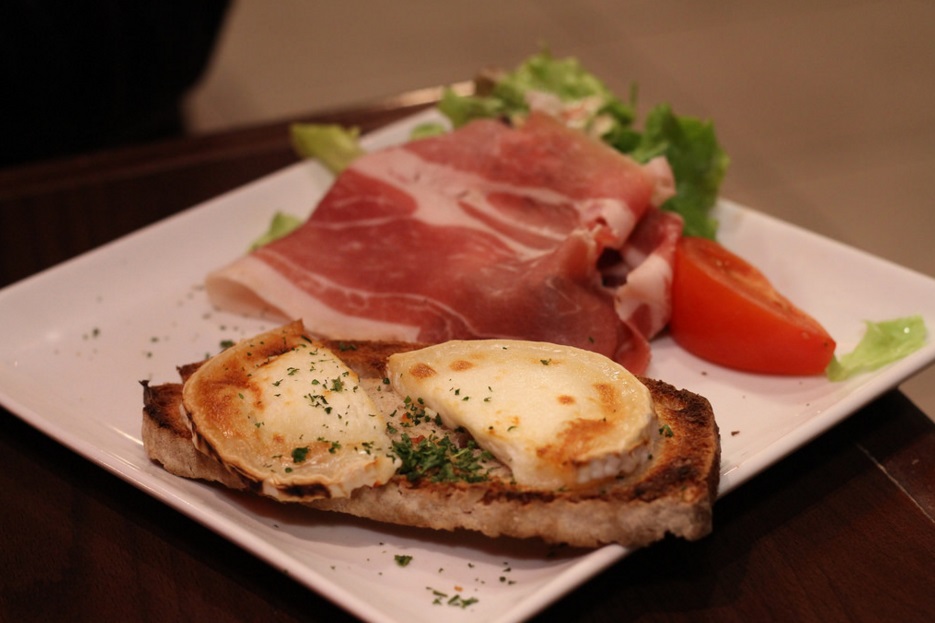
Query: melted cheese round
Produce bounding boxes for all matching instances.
[387,340,658,489]
[182,322,397,500]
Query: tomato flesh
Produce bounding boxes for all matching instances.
[669,236,836,375]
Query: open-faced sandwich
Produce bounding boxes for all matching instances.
[142,321,719,549]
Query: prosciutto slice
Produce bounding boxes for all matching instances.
[206,113,680,373]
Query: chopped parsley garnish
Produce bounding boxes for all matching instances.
[427,587,478,608]
[392,434,493,483]
[394,554,413,567]
[448,595,478,609]
[400,395,439,426]
[291,446,310,463]
[304,393,334,414]
[317,437,341,453]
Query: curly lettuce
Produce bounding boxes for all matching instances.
[631,105,728,240]
[827,315,928,381]
[290,123,365,175]
[439,52,635,144]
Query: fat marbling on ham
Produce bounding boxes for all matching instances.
[205,112,680,374]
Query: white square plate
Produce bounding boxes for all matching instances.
[2,109,934,623]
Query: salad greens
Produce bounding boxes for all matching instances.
[438,52,637,139]
[827,315,927,381]
[291,123,365,175]
[249,211,302,250]
[629,104,727,240]
[438,51,729,239]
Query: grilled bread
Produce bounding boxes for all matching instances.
[141,321,720,549]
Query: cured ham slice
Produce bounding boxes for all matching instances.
[206,113,679,374]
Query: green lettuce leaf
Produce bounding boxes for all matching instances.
[409,122,448,140]
[439,52,635,136]
[290,123,365,174]
[497,52,615,102]
[249,212,303,251]
[437,87,510,127]
[632,104,729,239]
[826,315,928,381]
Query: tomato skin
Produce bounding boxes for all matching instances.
[669,237,836,375]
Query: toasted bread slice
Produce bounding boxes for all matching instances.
[141,334,720,549]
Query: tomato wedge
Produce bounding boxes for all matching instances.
[669,236,836,375]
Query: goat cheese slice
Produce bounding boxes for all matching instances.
[387,339,659,490]
[182,321,398,501]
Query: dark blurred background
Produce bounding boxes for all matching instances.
[0,1,230,167]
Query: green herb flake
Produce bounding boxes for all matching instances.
[448,594,479,609]
[394,554,413,567]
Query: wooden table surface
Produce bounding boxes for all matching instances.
[1,96,933,623]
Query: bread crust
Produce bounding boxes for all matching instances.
[141,335,720,549]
